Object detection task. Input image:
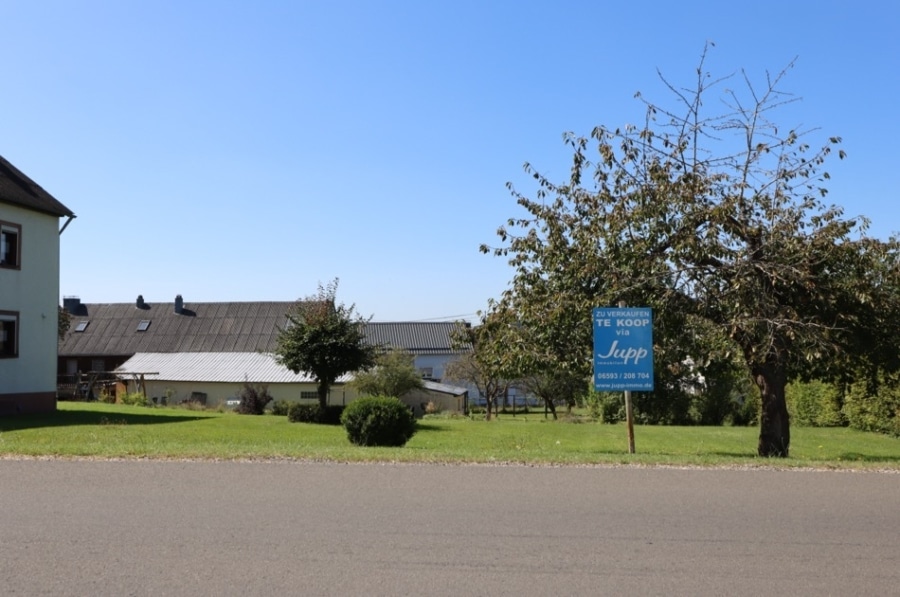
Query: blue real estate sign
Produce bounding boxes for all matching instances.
[593,307,654,391]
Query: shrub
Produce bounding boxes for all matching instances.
[341,396,417,447]
[729,391,760,426]
[287,403,345,425]
[120,391,151,407]
[690,373,755,426]
[786,380,845,427]
[319,405,345,425]
[233,383,273,415]
[581,390,624,423]
[843,376,900,437]
[97,389,116,404]
[288,403,321,423]
[271,400,291,416]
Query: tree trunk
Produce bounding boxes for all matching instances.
[543,399,558,420]
[753,364,790,457]
[317,381,329,410]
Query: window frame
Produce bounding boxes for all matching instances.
[0,310,19,358]
[0,220,22,270]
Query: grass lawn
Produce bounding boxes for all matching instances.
[0,401,898,470]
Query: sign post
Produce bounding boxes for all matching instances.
[593,304,654,454]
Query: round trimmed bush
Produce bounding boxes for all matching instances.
[340,396,417,447]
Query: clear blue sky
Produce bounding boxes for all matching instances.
[2,1,897,322]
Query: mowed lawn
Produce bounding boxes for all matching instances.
[1,401,898,470]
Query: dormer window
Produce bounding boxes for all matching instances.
[0,221,20,269]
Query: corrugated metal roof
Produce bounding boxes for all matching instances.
[364,322,470,354]
[0,154,75,217]
[422,379,469,396]
[115,352,354,384]
[59,299,298,356]
[60,300,473,358]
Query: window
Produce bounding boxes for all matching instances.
[419,367,434,379]
[74,320,89,332]
[136,320,151,331]
[300,391,318,400]
[0,221,21,269]
[0,311,18,358]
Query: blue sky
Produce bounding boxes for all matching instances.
[2,1,897,322]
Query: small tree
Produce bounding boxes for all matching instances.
[519,371,586,419]
[233,383,273,415]
[350,348,424,398]
[275,279,376,410]
[58,305,71,340]
[444,315,512,420]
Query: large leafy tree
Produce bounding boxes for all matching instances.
[484,48,900,456]
[275,279,376,410]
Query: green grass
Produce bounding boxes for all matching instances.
[0,401,898,470]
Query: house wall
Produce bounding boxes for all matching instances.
[413,353,487,405]
[117,377,465,416]
[0,203,60,413]
[413,353,460,382]
[121,379,360,409]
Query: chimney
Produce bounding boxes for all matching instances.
[136,295,145,308]
[174,294,184,314]
[63,296,82,315]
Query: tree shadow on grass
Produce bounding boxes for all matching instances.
[0,409,210,431]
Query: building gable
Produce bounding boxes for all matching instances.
[0,155,74,218]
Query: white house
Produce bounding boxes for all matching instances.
[0,155,75,414]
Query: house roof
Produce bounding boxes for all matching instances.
[60,298,473,357]
[59,298,298,356]
[114,352,353,384]
[364,321,470,355]
[421,379,469,396]
[0,155,75,218]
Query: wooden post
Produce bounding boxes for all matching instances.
[624,389,635,454]
[619,300,636,454]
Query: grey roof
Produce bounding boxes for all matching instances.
[60,299,473,358]
[0,155,75,217]
[60,299,298,356]
[364,322,470,355]
[422,379,469,396]
[114,352,354,384]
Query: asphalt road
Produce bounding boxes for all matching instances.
[1,460,898,596]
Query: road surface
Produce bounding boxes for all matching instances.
[1,460,897,596]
